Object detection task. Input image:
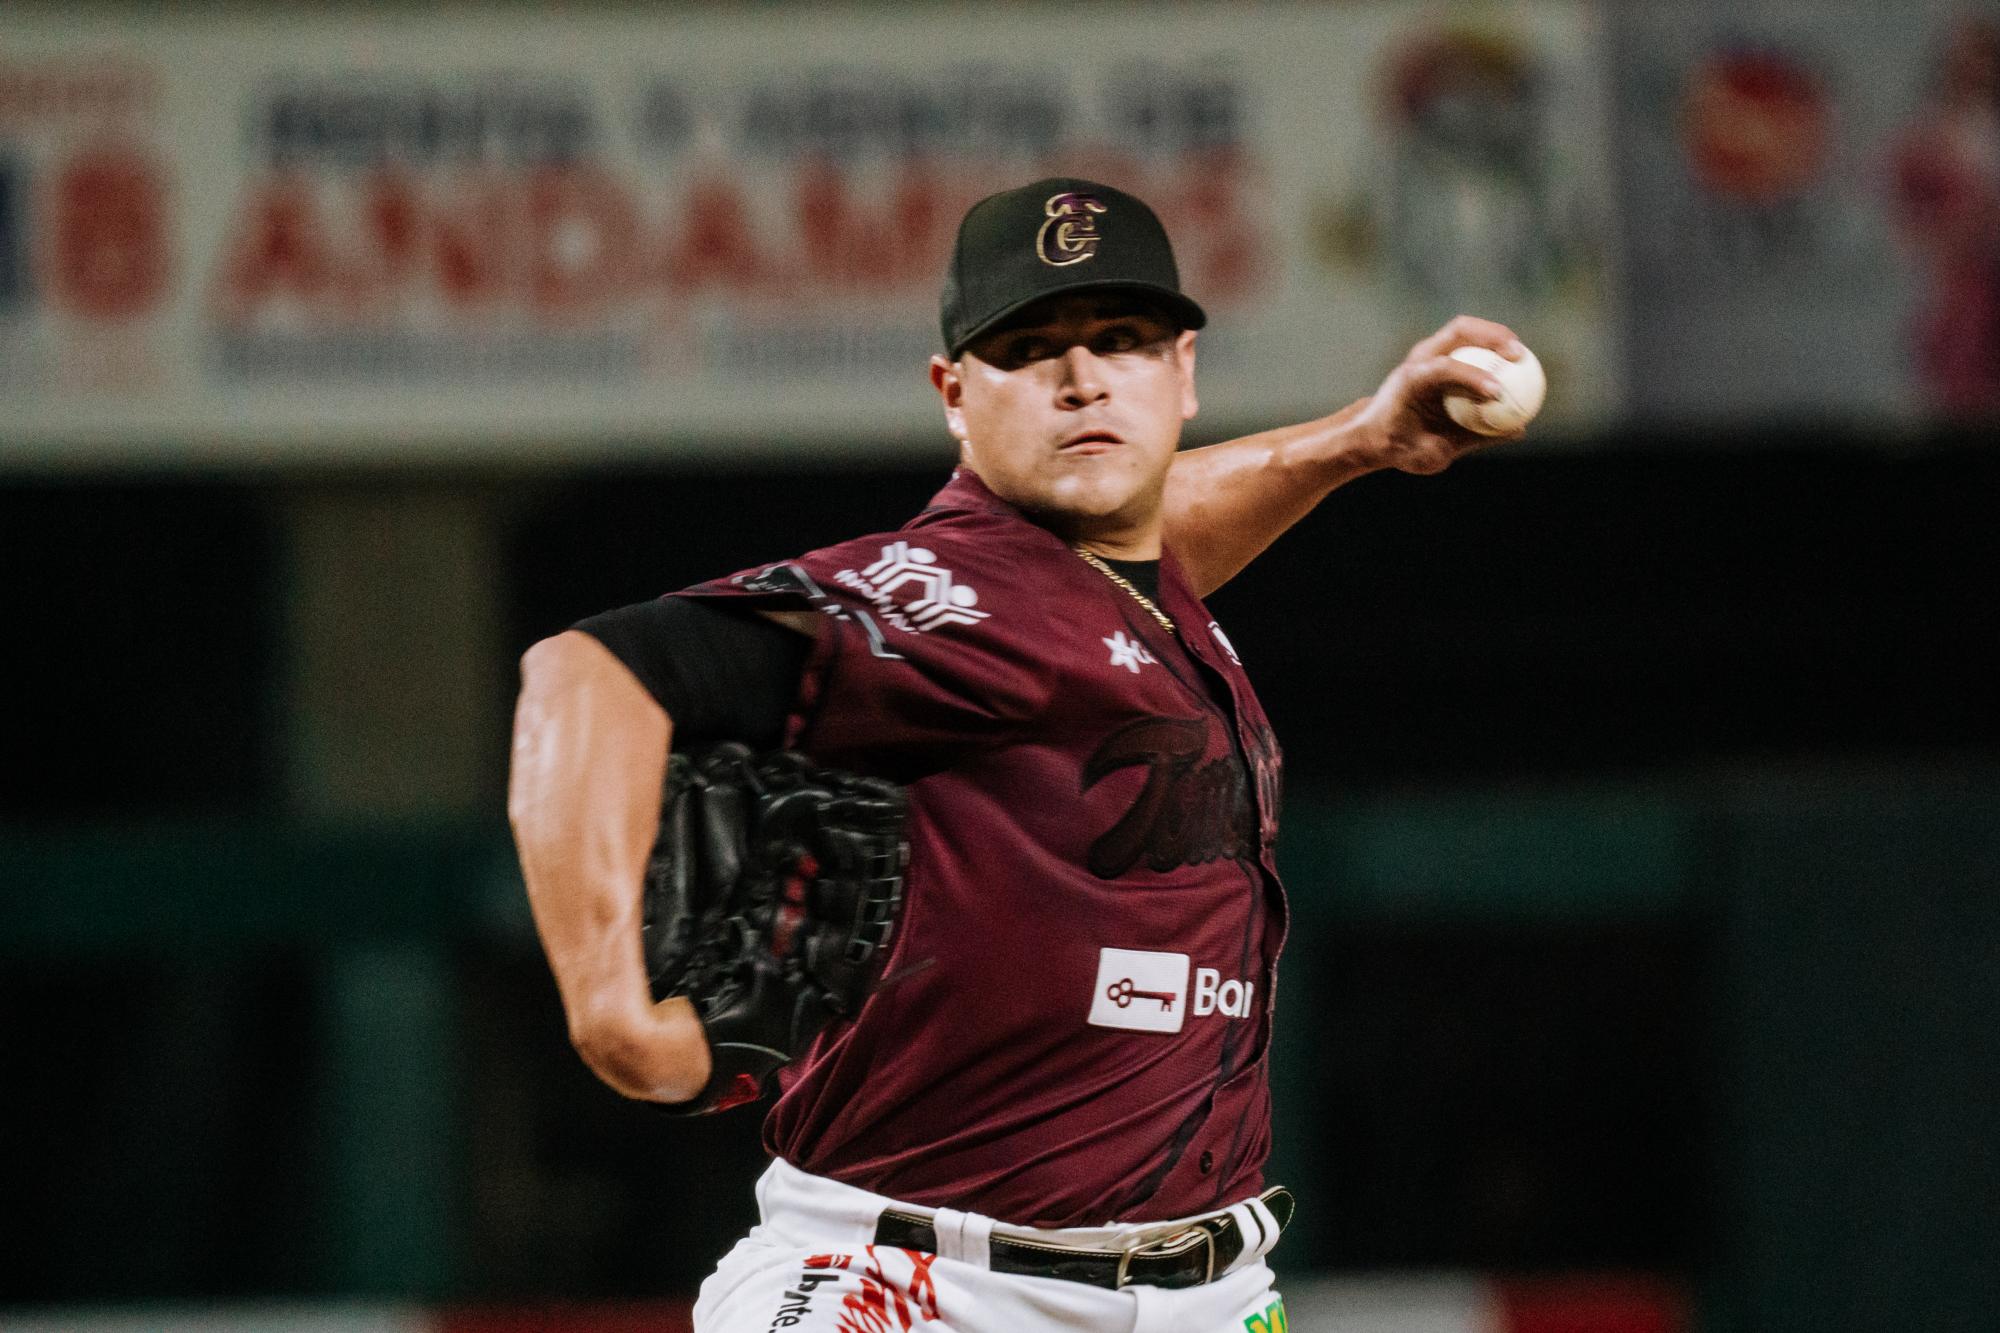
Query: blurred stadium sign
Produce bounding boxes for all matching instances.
[0,6,1618,466]
[1611,2,2000,427]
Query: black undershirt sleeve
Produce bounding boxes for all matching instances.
[577,559,1154,751]
[573,597,810,750]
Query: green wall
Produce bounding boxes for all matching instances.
[6,768,1997,1324]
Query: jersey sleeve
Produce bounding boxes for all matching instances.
[670,519,1056,777]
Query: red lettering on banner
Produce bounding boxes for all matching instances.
[530,165,638,317]
[205,158,1270,325]
[794,162,895,286]
[366,170,423,285]
[665,177,765,292]
[794,160,962,289]
[431,176,513,306]
[214,176,339,317]
[891,167,953,284]
[48,145,170,319]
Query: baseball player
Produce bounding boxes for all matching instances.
[508,178,1525,1332]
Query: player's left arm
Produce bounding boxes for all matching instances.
[508,630,713,1104]
[1163,315,1529,598]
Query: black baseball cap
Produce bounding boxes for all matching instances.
[940,177,1207,358]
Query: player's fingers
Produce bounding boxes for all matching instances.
[1408,314,1524,362]
[1401,353,1505,405]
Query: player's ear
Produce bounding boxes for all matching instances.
[930,354,970,444]
[1176,329,1199,421]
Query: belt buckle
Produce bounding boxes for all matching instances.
[1118,1222,1217,1289]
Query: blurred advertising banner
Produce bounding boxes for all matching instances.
[0,6,1616,465]
[1611,2,2000,427]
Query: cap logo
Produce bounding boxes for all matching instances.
[1037,192,1108,267]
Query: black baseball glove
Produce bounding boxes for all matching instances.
[643,743,908,1114]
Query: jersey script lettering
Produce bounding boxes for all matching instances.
[1082,716,1259,877]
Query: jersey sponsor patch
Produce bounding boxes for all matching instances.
[833,541,990,635]
[1087,947,1189,1033]
[1193,966,1256,1019]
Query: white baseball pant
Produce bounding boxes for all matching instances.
[695,1158,1287,1333]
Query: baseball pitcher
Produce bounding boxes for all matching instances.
[508,177,1528,1333]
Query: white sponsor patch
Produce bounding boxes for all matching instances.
[832,541,990,634]
[1087,947,1189,1033]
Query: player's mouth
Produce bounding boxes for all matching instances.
[1059,429,1125,454]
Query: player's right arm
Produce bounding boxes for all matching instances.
[1163,314,1526,597]
[507,630,713,1103]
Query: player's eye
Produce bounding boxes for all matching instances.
[1003,336,1055,365]
[1093,325,1144,355]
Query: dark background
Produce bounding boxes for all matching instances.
[12,438,1992,821]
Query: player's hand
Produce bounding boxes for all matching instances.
[1351,315,1528,475]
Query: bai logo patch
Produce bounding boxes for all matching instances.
[1088,947,1189,1034]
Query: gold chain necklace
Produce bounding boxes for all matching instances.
[1072,545,1176,634]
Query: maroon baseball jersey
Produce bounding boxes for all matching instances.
[674,467,1287,1227]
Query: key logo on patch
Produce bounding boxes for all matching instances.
[1087,947,1189,1034]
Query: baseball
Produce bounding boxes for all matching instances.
[1444,344,1546,435]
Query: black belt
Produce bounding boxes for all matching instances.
[872,1187,1294,1291]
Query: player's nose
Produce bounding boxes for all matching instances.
[1053,344,1108,407]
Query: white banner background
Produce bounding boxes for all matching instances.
[0,6,1618,465]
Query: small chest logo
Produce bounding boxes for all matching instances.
[1087,947,1188,1034]
[1104,630,1157,674]
[833,541,990,634]
[1037,192,1108,267]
